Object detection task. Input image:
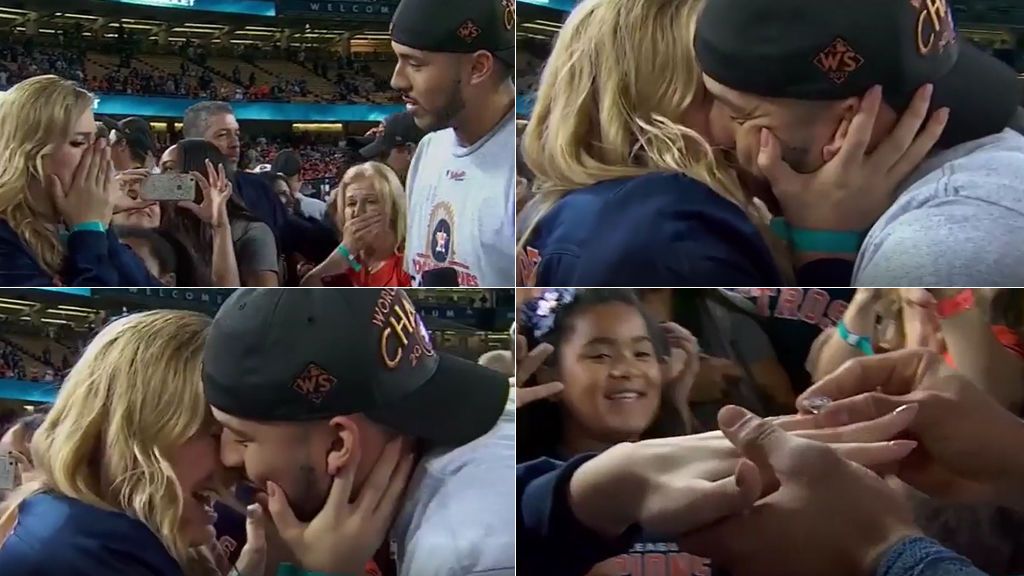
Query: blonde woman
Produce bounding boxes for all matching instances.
[0,310,408,576]
[0,75,159,287]
[301,161,410,287]
[516,0,941,288]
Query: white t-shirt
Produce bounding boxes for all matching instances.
[390,399,515,576]
[404,111,515,287]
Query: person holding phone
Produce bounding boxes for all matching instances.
[157,139,280,287]
[0,75,160,287]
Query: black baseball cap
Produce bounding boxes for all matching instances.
[391,0,515,68]
[695,0,1022,148]
[100,116,157,158]
[359,112,427,159]
[270,149,301,178]
[202,289,510,446]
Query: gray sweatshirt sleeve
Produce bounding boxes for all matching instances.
[876,536,990,576]
[854,129,1024,287]
[855,201,1024,287]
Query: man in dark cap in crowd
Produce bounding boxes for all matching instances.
[272,149,327,221]
[389,0,516,287]
[202,289,514,576]
[695,0,1024,285]
[357,111,426,184]
[101,116,158,171]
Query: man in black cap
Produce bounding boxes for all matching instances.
[696,0,1024,286]
[101,116,157,171]
[357,111,426,184]
[202,288,514,576]
[389,0,516,287]
[271,149,327,221]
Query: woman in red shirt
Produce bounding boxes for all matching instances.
[302,161,411,287]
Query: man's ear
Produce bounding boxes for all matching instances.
[161,272,176,287]
[468,50,496,86]
[326,416,360,476]
[821,97,860,163]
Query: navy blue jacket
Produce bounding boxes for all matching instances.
[520,173,852,287]
[234,171,336,263]
[0,220,159,287]
[0,492,183,576]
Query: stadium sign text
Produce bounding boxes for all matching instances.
[278,0,401,20]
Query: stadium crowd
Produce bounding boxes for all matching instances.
[0,0,516,289]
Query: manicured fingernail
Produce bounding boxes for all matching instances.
[924,83,934,98]
[802,396,832,414]
[893,403,918,417]
[266,482,276,497]
[890,440,918,453]
[760,128,769,149]
[939,108,950,123]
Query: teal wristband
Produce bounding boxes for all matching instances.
[335,243,363,272]
[276,563,355,576]
[770,218,864,254]
[837,319,874,356]
[69,220,106,234]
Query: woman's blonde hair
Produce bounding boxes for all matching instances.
[520,0,791,281]
[339,161,408,252]
[0,75,94,276]
[2,310,216,572]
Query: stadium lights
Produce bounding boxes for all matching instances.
[58,13,99,20]
[47,309,95,318]
[0,299,34,307]
[55,305,97,313]
[243,25,279,31]
[184,22,226,28]
[522,22,563,32]
[117,24,157,29]
[38,318,72,326]
[171,27,223,33]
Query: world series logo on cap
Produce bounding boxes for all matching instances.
[292,363,337,404]
[458,19,481,42]
[813,37,864,85]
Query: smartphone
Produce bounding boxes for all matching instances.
[140,173,196,202]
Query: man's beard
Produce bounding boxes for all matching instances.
[222,159,238,179]
[779,140,817,174]
[289,462,328,523]
[420,79,465,133]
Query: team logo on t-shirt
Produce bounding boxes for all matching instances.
[429,203,455,263]
[413,203,481,287]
